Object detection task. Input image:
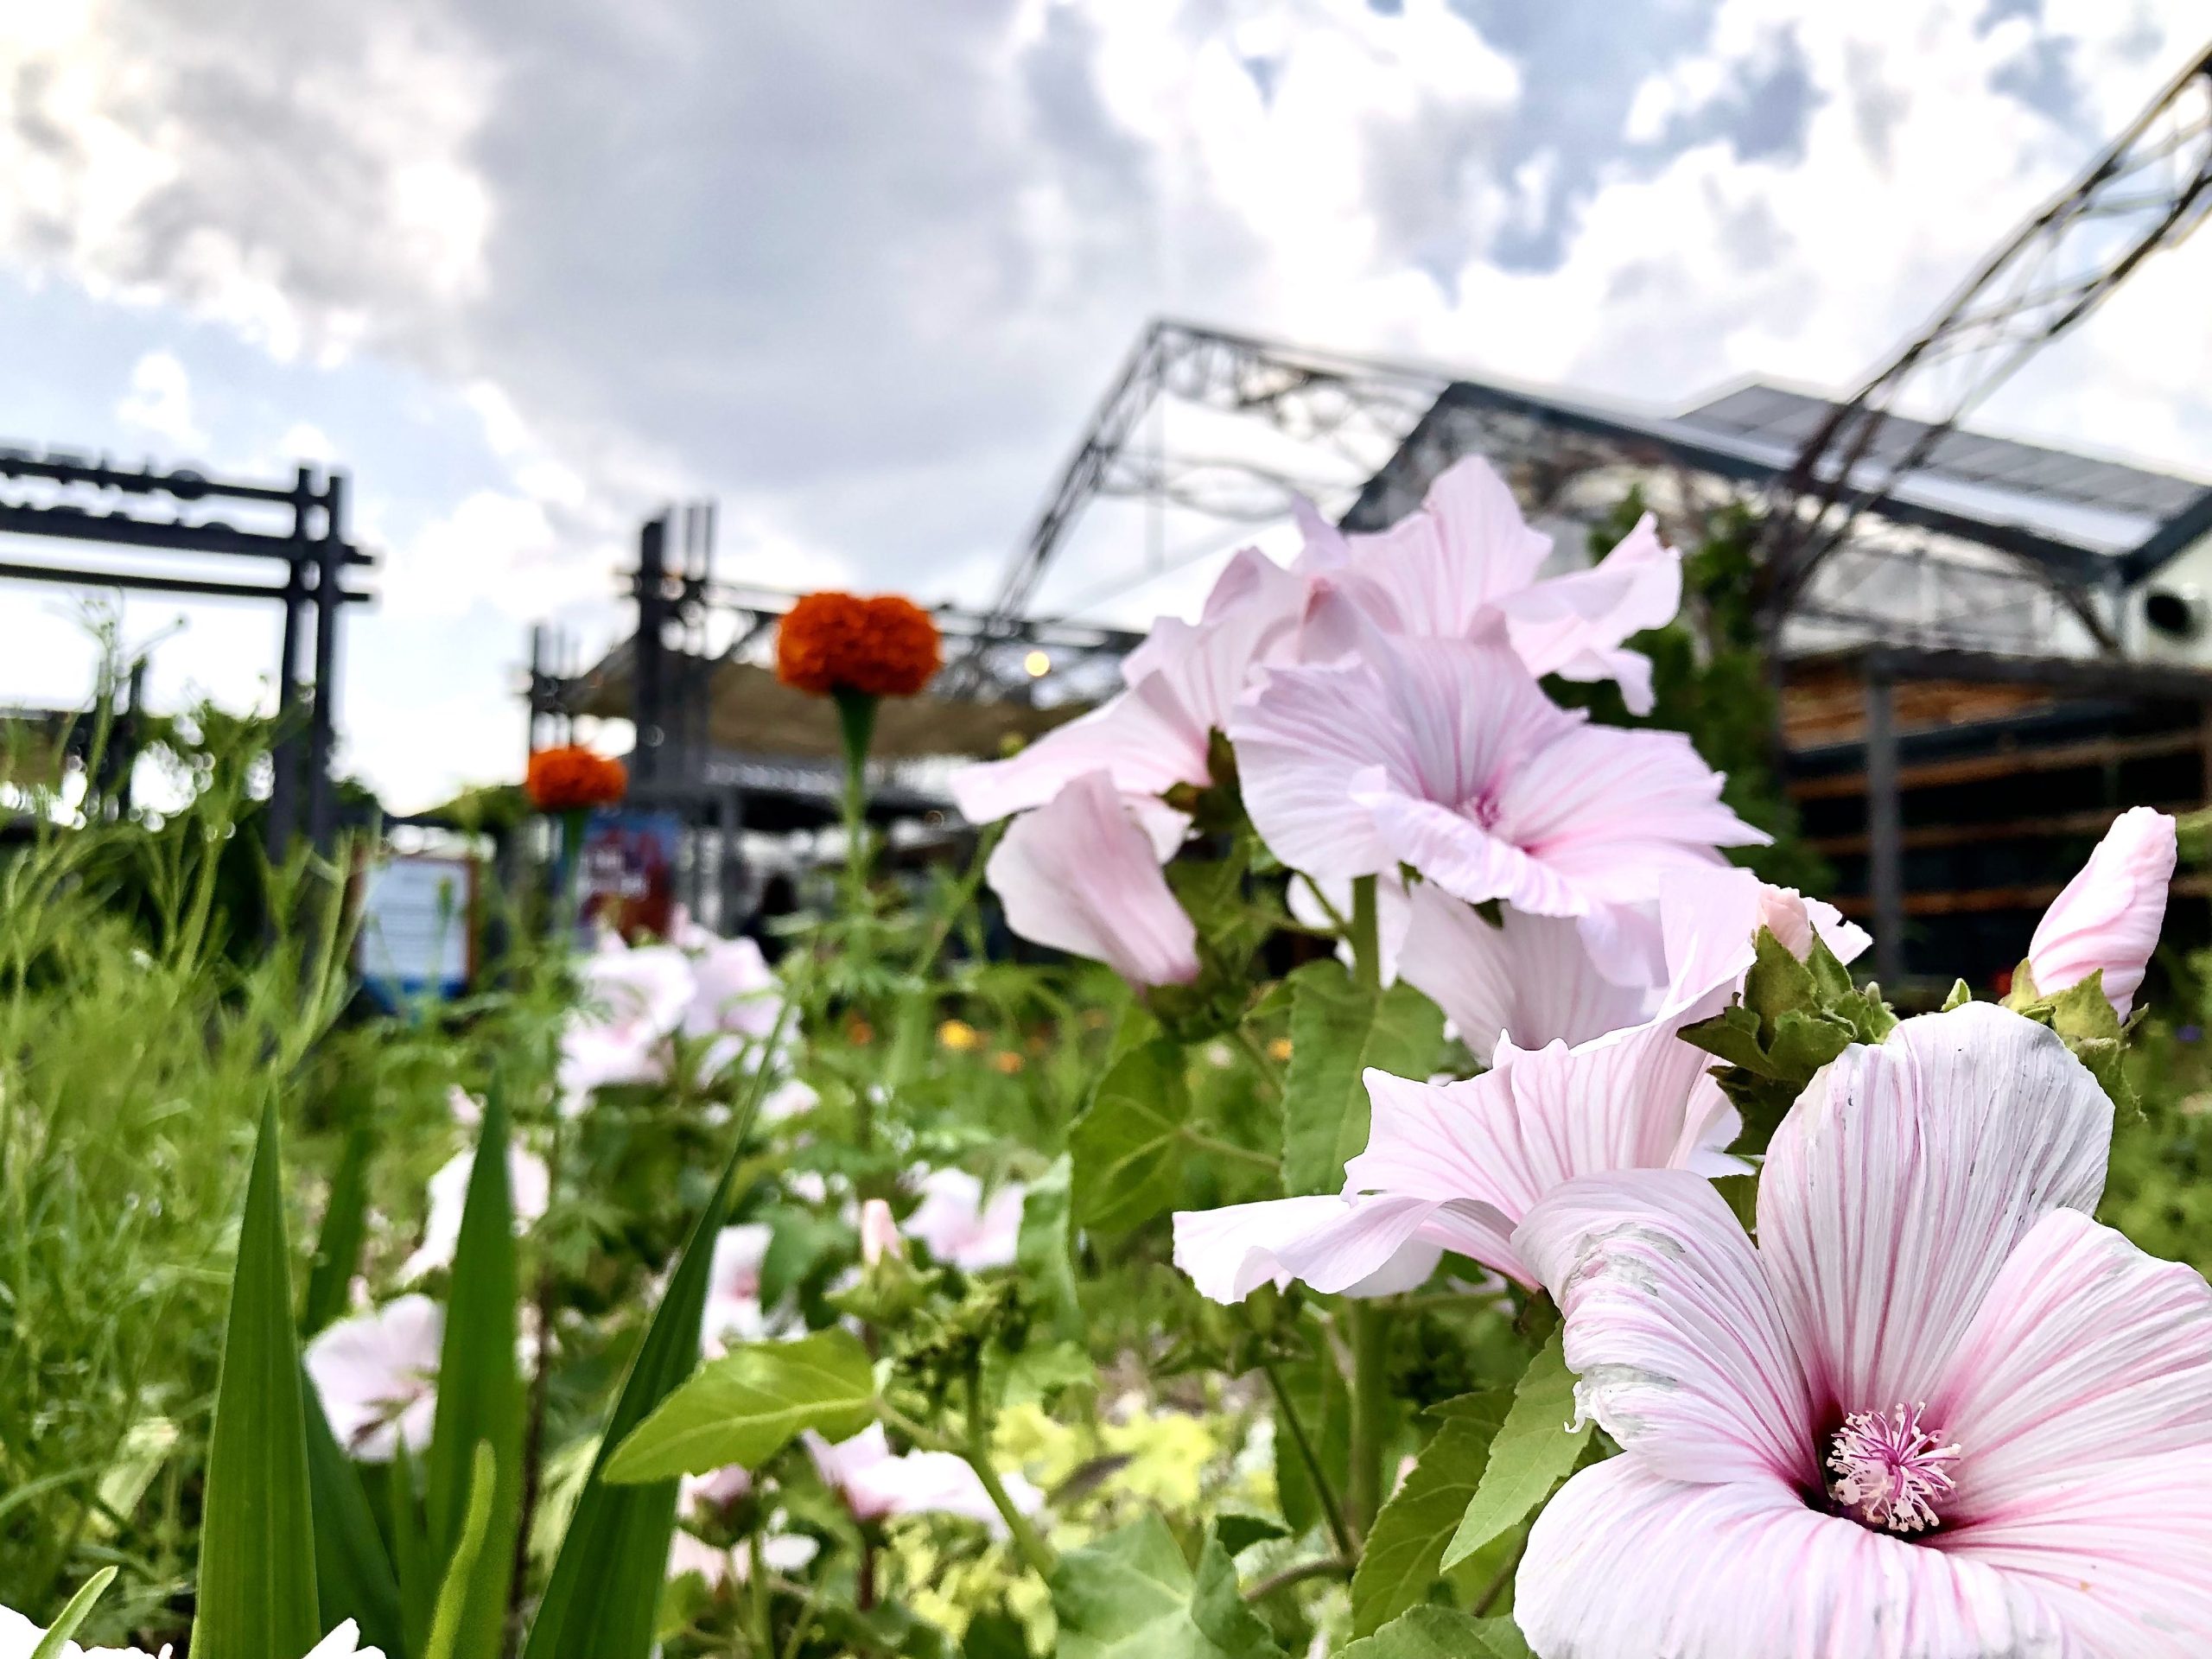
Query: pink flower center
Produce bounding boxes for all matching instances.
[1827,1403,1961,1534]
[1463,789,1503,831]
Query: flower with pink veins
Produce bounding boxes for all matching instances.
[1229,631,1764,923]
[1396,886,1652,1059]
[805,1424,1044,1531]
[904,1168,1026,1272]
[401,1141,552,1283]
[1294,457,1681,713]
[950,546,1306,832]
[1509,1001,2212,1659]
[2027,805,2177,1018]
[983,771,1199,988]
[304,1294,443,1462]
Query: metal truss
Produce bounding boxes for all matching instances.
[953,321,1446,688]
[1758,41,2212,633]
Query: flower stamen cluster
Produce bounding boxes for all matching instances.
[1827,1402,1961,1533]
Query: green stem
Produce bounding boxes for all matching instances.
[1471,1532,1529,1616]
[1345,1299,1390,1538]
[963,1367,1057,1583]
[1350,874,1380,993]
[832,687,880,908]
[1231,1026,1283,1095]
[1241,1554,1351,1603]
[912,820,1007,979]
[748,1531,772,1656]
[1260,1360,1355,1560]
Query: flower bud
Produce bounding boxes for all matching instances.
[860,1198,905,1268]
[2028,806,2177,1019]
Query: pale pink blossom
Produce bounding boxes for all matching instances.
[558,940,696,1107]
[304,1294,442,1462]
[401,1142,552,1283]
[1172,1199,1444,1302]
[664,1527,819,1590]
[984,771,1199,988]
[950,546,1306,829]
[904,1168,1026,1272]
[805,1424,1044,1531]
[2029,805,2177,1018]
[680,933,786,1075]
[1396,886,1651,1059]
[1509,1003,2212,1659]
[1294,459,1681,712]
[1229,631,1764,918]
[701,1224,784,1357]
[859,1198,904,1267]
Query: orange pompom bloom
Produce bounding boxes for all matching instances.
[525,745,628,813]
[776,592,942,699]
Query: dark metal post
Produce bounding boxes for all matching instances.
[1865,670,1904,987]
[306,471,346,852]
[633,513,669,791]
[266,465,315,860]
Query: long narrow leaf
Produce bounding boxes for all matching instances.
[424,1444,499,1659]
[28,1567,117,1659]
[522,1048,787,1659]
[388,1444,435,1656]
[423,1088,523,1659]
[304,1367,409,1659]
[193,1099,323,1659]
[302,1120,376,1337]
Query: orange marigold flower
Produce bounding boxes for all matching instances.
[776,591,942,699]
[525,744,628,813]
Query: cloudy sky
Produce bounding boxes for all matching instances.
[2,0,2207,809]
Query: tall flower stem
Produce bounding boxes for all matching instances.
[1350,874,1380,993]
[1261,1360,1356,1560]
[1344,870,1387,1536]
[552,807,588,944]
[832,687,880,912]
[963,1366,1057,1583]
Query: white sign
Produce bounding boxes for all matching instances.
[358,855,474,1000]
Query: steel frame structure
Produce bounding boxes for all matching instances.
[1757,41,2212,636]
[0,444,373,853]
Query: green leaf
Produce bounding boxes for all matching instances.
[305,1369,408,1659]
[1211,1513,1289,1556]
[424,1444,499,1659]
[1942,978,1974,1011]
[523,1052,799,1659]
[1271,1355,1349,1540]
[1351,1391,1510,1637]
[423,1090,524,1659]
[1016,1153,1084,1341]
[1052,1513,1247,1659]
[603,1330,876,1483]
[1071,1040,1192,1232]
[1281,961,1443,1195]
[1440,1332,1591,1572]
[1338,1605,1532,1659]
[1766,1009,1853,1077]
[193,1099,323,1659]
[1191,1532,1287,1658]
[28,1568,117,1659]
[301,1119,375,1338]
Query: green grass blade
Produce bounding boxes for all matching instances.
[423,1444,499,1659]
[192,1098,323,1659]
[388,1442,435,1656]
[304,1365,409,1659]
[302,1120,376,1337]
[521,1068,778,1659]
[28,1567,117,1659]
[423,1089,523,1659]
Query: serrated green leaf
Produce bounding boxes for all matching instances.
[1351,1391,1510,1636]
[1338,1605,1532,1659]
[28,1568,117,1659]
[1802,932,1855,1004]
[1742,928,1816,1031]
[1440,1332,1591,1572]
[1211,1513,1289,1556]
[1192,1533,1287,1658]
[1052,1513,1247,1659]
[1767,1009,1853,1077]
[603,1330,875,1483]
[192,1099,323,1659]
[1281,961,1444,1195]
[423,1090,523,1659]
[523,1052,794,1659]
[1679,1005,1774,1075]
[305,1368,408,1659]
[1071,1040,1191,1232]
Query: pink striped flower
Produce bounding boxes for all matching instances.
[1511,1003,2212,1658]
[983,770,1199,988]
[2029,806,2177,1019]
[1229,628,1765,921]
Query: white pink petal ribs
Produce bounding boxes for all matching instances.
[1512,1002,2212,1659]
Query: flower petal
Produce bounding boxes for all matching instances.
[984,772,1199,987]
[1928,1208,2212,1525]
[1516,1459,2068,1659]
[1515,1169,1818,1488]
[1493,512,1681,714]
[1941,1450,2212,1659]
[1171,1195,1444,1302]
[2027,806,2177,1018]
[1228,658,1407,880]
[1344,454,1553,632]
[1396,887,1652,1058]
[1758,1004,2112,1418]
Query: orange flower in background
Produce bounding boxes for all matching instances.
[776,592,941,699]
[525,744,628,813]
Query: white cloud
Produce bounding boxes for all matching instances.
[114,348,206,449]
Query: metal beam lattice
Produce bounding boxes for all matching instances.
[1759,44,2212,629]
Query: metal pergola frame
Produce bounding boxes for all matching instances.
[0,445,374,853]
